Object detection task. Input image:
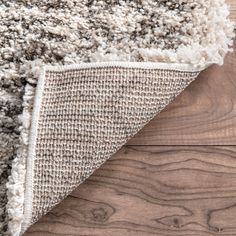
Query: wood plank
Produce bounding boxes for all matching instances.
[128,38,236,146]
[25,146,236,236]
[228,0,236,21]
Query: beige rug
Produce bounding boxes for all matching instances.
[2,1,235,236]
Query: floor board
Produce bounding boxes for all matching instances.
[25,146,236,236]
[229,0,236,21]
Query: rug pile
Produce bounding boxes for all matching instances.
[0,0,234,235]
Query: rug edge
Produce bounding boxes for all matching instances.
[5,68,46,236]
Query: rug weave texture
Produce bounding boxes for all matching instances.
[23,65,198,231]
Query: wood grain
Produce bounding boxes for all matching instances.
[128,39,236,146]
[25,146,236,236]
[228,0,236,22]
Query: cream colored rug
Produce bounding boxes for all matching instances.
[1,0,234,235]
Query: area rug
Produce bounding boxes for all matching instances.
[0,0,234,235]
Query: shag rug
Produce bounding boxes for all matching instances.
[0,1,234,235]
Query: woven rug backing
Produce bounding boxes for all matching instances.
[23,65,199,232]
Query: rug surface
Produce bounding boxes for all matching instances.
[0,0,234,235]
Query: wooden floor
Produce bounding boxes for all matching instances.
[25,2,236,236]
